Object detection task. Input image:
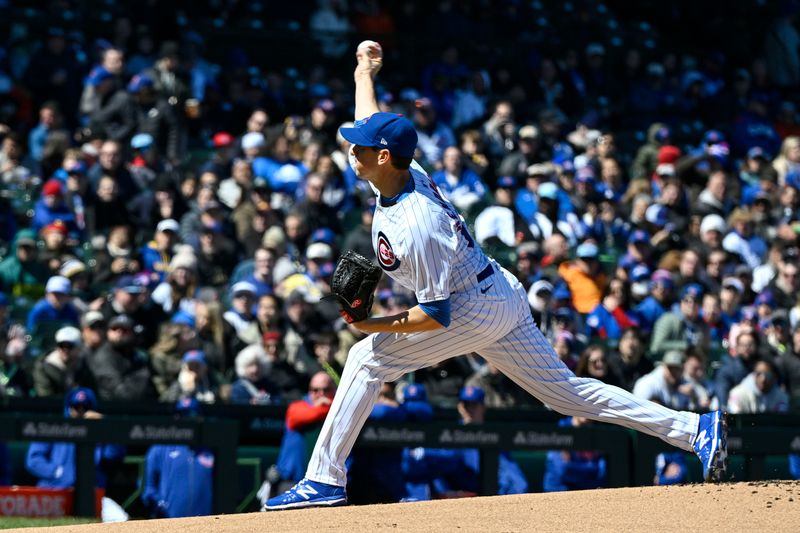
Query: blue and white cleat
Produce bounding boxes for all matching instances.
[693,410,728,482]
[263,478,347,511]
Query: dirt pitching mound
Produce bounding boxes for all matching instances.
[12,481,800,533]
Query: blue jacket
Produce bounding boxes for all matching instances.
[142,445,214,518]
[25,441,125,488]
[31,198,77,234]
[430,168,487,206]
[635,296,667,333]
[140,242,172,283]
[27,299,80,332]
[543,418,606,492]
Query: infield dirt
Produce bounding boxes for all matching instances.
[6,481,800,532]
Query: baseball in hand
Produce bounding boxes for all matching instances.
[357,40,382,59]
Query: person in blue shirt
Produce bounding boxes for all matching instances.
[140,219,180,284]
[31,179,78,234]
[634,269,674,334]
[25,388,126,490]
[543,417,606,492]
[402,386,528,500]
[26,276,80,333]
[430,147,488,213]
[142,398,214,518]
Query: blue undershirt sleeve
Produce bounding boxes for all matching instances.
[419,298,451,328]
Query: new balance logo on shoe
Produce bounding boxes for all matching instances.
[294,485,319,499]
[696,429,710,450]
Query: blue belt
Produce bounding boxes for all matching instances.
[476,264,494,283]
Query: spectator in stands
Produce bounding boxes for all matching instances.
[140,219,180,284]
[632,350,692,410]
[649,284,710,361]
[728,358,789,414]
[150,320,198,399]
[79,310,107,358]
[431,146,488,212]
[607,329,653,392]
[558,242,605,314]
[142,398,214,518]
[0,229,47,298]
[92,314,157,401]
[27,276,80,334]
[575,345,622,388]
[230,344,281,405]
[32,326,95,398]
[160,350,217,404]
[25,388,128,521]
[716,330,761,408]
[543,416,606,492]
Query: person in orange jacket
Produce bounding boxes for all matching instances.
[557,241,606,314]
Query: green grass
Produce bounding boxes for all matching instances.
[0,516,98,529]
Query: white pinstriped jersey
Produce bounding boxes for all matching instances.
[371,161,487,303]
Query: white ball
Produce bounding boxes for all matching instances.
[357,40,381,57]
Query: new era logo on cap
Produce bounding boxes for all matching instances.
[380,138,388,145]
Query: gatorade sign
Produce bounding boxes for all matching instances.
[0,487,102,517]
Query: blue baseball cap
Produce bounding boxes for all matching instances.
[538,182,559,200]
[459,386,485,403]
[576,242,599,259]
[171,310,196,328]
[66,387,97,410]
[339,112,418,158]
[131,133,155,150]
[127,74,154,93]
[747,146,769,160]
[496,175,517,189]
[404,384,427,402]
[182,350,206,365]
[630,264,652,282]
[310,227,336,245]
[115,275,146,294]
[86,66,113,87]
[654,126,671,143]
[629,229,651,245]
[680,283,704,300]
[703,130,725,145]
[0,292,9,306]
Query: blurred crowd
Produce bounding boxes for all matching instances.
[0,0,799,422]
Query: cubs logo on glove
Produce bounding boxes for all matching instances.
[329,250,383,323]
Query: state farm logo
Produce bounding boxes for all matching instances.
[361,426,425,444]
[512,431,574,447]
[128,424,195,442]
[438,429,500,446]
[21,422,88,439]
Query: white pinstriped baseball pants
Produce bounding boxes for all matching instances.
[306,262,700,487]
